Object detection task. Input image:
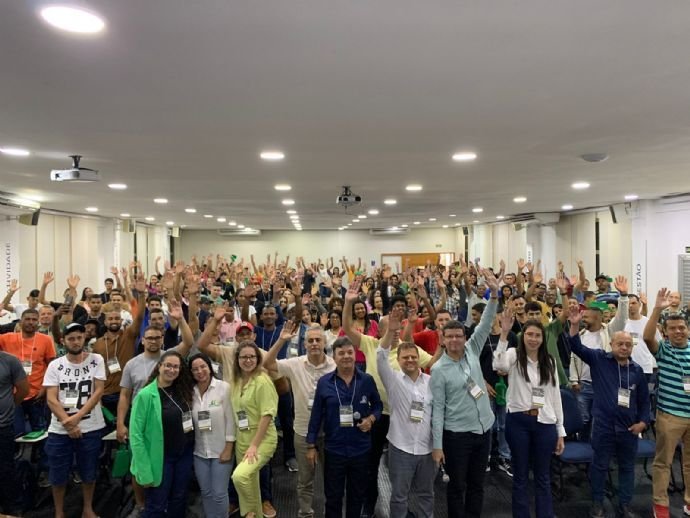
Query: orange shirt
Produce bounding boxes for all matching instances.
[0,332,56,400]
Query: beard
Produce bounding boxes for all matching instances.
[107,323,121,333]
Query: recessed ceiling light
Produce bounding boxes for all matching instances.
[562,204,574,211]
[0,147,30,157]
[473,220,480,223]
[145,216,155,221]
[238,224,245,229]
[496,215,505,220]
[217,217,226,222]
[229,221,237,226]
[472,207,483,213]
[274,184,291,191]
[624,194,639,201]
[452,152,478,162]
[120,213,131,218]
[513,196,527,203]
[405,184,423,192]
[185,208,197,213]
[203,214,213,218]
[580,153,608,163]
[282,199,295,206]
[290,215,300,220]
[166,221,174,226]
[429,218,437,221]
[40,6,105,34]
[286,210,297,214]
[295,228,303,231]
[572,182,590,190]
[107,183,127,190]
[357,215,367,219]
[260,151,285,161]
[449,214,457,217]
[347,223,352,226]
[384,199,397,205]
[442,224,449,228]
[413,221,420,225]
[352,219,360,223]
[338,227,344,231]
[368,209,379,215]
[85,207,98,213]
[391,226,399,231]
[154,198,168,204]
[401,224,409,228]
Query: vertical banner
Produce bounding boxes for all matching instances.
[630,201,647,295]
[0,219,20,303]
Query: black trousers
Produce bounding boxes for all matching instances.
[364,413,390,513]
[324,451,369,518]
[443,429,491,518]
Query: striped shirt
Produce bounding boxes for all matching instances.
[655,339,690,418]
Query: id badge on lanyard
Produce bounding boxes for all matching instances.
[339,405,354,427]
[64,389,79,408]
[467,378,484,400]
[410,401,424,422]
[237,410,250,431]
[531,387,545,408]
[21,360,32,376]
[617,388,631,408]
[683,376,690,394]
[107,357,121,374]
[197,410,212,431]
[182,411,194,433]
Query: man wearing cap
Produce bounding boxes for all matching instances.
[43,322,106,518]
[570,276,629,440]
[595,274,620,302]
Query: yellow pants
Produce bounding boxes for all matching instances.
[232,434,277,517]
[652,410,690,506]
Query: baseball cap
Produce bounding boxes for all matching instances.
[200,295,212,304]
[237,321,254,333]
[595,273,612,282]
[63,322,86,336]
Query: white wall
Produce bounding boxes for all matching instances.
[176,228,463,269]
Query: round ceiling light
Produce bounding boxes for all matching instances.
[40,6,105,34]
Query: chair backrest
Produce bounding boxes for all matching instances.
[560,388,584,436]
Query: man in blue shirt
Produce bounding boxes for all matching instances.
[306,337,382,518]
[568,307,650,518]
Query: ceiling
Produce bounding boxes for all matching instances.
[3,0,690,231]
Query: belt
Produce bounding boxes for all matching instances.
[521,409,539,417]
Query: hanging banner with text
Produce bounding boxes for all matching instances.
[0,219,20,303]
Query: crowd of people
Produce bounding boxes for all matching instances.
[0,253,689,518]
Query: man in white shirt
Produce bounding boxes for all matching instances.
[625,294,660,383]
[43,322,106,518]
[377,307,434,518]
[263,323,336,518]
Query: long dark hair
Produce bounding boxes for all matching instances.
[146,350,194,405]
[324,309,342,331]
[352,300,372,334]
[516,321,556,387]
[188,353,218,382]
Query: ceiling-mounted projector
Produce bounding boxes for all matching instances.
[50,155,100,182]
[336,186,362,208]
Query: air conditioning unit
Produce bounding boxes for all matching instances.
[217,228,262,236]
[369,227,410,236]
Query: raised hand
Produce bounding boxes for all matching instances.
[483,268,499,293]
[168,299,183,321]
[532,270,543,284]
[213,304,227,322]
[387,307,404,332]
[557,260,564,272]
[110,266,119,276]
[345,279,361,303]
[499,307,514,334]
[320,312,329,327]
[280,321,298,341]
[517,258,526,271]
[555,272,568,292]
[613,275,628,294]
[67,274,80,289]
[654,288,672,310]
[186,274,200,295]
[134,274,147,293]
[639,292,648,306]
[43,271,55,285]
[568,304,583,326]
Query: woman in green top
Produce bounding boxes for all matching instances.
[231,342,278,518]
[130,350,195,518]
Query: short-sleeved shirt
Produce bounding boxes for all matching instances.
[655,339,690,418]
[230,373,278,447]
[0,351,27,427]
[0,332,56,400]
[120,352,163,398]
[43,353,107,434]
[92,330,138,395]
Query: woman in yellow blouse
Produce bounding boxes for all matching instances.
[231,342,278,518]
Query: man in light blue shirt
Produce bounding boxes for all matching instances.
[431,268,499,518]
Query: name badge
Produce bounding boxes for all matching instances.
[289,347,299,357]
[22,360,32,376]
[107,357,121,374]
[632,334,639,347]
[339,405,354,427]
[211,362,220,375]
[683,376,690,394]
[64,389,79,408]
[410,401,424,422]
[182,411,194,433]
[618,388,631,408]
[308,390,315,410]
[237,410,250,431]
[531,387,545,408]
[198,410,212,431]
[467,378,484,400]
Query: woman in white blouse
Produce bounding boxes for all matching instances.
[189,353,235,518]
[493,308,565,518]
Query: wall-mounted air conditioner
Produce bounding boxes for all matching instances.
[217,228,262,236]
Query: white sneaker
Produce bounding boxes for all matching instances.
[683,504,690,516]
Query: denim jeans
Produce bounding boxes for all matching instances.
[506,412,557,518]
[194,456,232,518]
[13,397,48,435]
[143,441,194,518]
[388,444,435,518]
[443,430,491,518]
[590,422,638,506]
[489,399,511,460]
[324,451,369,518]
[576,381,594,439]
[278,391,296,460]
[0,425,18,513]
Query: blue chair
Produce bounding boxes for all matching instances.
[636,438,655,480]
[552,388,594,500]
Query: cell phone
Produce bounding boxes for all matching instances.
[371,260,376,266]
[63,294,74,306]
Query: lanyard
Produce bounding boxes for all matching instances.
[161,387,191,415]
[17,333,36,364]
[334,373,357,408]
[618,361,630,389]
[667,342,687,378]
[262,327,278,348]
[104,334,119,363]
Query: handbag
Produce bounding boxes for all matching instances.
[111,443,132,478]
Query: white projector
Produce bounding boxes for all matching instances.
[50,168,100,182]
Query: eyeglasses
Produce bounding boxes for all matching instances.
[162,363,180,370]
[239,355,257,361]
[145,336,163,340]
[306,338,322,343]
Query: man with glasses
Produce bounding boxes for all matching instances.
[431,268,499,518]
[115,316,194,518]
[263,323,336,518]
